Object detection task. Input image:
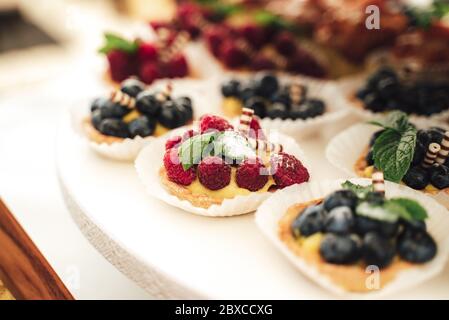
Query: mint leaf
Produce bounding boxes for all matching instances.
[388,198,428,221]
[356,202,399,223]
[341,181,373,199]
[373,124,416,183]
[178,132,218,170]
[367,111,408,132]
[99,33,138,54]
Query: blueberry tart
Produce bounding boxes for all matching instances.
[83,79,194,160]
[256,179,448,294]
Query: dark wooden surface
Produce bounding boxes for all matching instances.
[0,199,74,300]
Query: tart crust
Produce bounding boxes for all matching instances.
[159,167,223,209]
[279,200,413,293]
[354,147,449,196]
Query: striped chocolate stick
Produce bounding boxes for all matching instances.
[422,142,441,168]
[372,170,385,195]
[248,138,283,153]
[159,31,190,64]
[238,108,254,136]
[110,90,136,109]
[289,82,306,105]
[435,131,449,165]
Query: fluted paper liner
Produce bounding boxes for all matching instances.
[135,127,312,217]
[255,178,449,297]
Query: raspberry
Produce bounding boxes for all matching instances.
[137,42,158,63]
[182,129,198,141]
[249,117,266,140]
[165,135,182,150]
[198,156,231,190]
[274,31,297,56]
[251,54,276,71]
[163,148,196,186]
[204,26,227,56]
[220,41,249,68]
[236,158,269,191]
[150,21,173,31]
[287,49,327,78]
[139,62,160,84]
[271,152,309,188]
[238,24,266,48]
[107,50,133,82]
[165,54,189,78]
[199,114,234,133]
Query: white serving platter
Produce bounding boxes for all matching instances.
[56,110,449,299]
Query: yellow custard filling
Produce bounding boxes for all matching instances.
[222,97,244,118]
[299,232,324,253]
[186,168,275,199]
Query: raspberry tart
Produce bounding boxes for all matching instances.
[81,78,194,161]
[135,111,311,216]
[256,178,449,295]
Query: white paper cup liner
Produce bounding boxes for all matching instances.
[325,121,449,202]
[135,127,312,217]
[208,74,350,139]
[255,178,449,297]
[338,74,449,123]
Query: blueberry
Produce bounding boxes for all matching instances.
[136,91,162,117]
[427,128,444,144]
[400,218,426,232]
[254,73,279,98]
[323,190,358,212]
[266,102,288,119]
[128,116,155,138]
[175,97,193,121]
[397,229,437,263]
[362,232,396,268]
[365,191,385,206]
[239,85,257,104]
[91,109,103,130]
[367,67,397,89]
[158,100,185,129]
[412,141,426,165]
[90,97,106,112]
[376,77,399,100]
[369,130,385,147]
[430,164,449,189]
[291,204,325,237]
[271,89,291,107]
[363,93,385,112]
[98,119,130,138]
[417,129,430,145]
[221,79,241,97]
[244,97,267,118]
[355,216,398,237]
[366,149,374,166]
[356,86,370,100]
[99,100,129,119]
[319,234,361,265]
[301,99,325,118]
[120,78,145,97]
[324,206,354,234]
[289,103,309,120]
[403,166,429,190]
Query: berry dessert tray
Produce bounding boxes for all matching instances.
[57,99,449,298]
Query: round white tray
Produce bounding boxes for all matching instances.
[56,111,449,299]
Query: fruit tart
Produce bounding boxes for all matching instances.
[256,178,449,295]
[135,111,311,216]
[99,31,194,85]
[219,72,347,137]
[81,78,193,161]
[348,66,449,120]
[326,112,449,200]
